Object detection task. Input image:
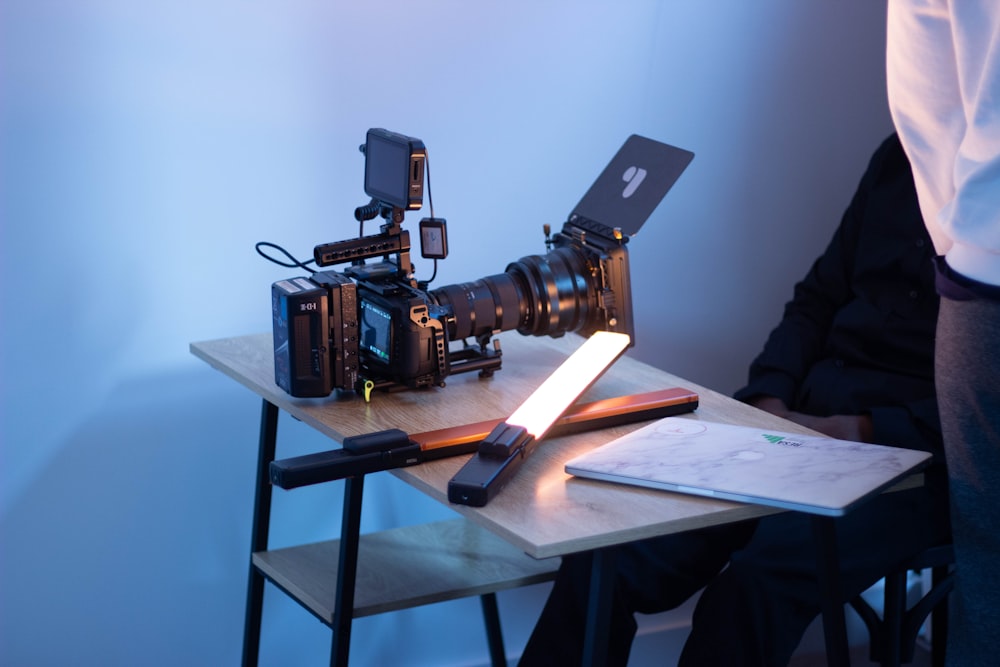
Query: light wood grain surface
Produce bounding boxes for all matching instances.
[192,332,814,559]
[253,518,560,622]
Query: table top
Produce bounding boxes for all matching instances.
[192,332,819,559]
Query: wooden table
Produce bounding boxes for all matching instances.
[192,331,852,666]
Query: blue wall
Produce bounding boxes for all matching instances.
[1,2,893,665]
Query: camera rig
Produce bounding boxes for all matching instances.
[272,128,506,398]
[270,129,693,400]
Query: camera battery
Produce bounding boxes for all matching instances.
[272,277,332,397]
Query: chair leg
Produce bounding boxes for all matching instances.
[481,593,507,667]
[929,565,950,667]
[850,550,954,667]
[849,594,884,663]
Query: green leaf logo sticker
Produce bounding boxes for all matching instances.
[761,434,805,447]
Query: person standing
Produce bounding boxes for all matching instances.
[886,2,1000,664]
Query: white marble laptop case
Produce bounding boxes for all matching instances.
[564,417,931,516]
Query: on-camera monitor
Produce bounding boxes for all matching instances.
[363,128,424,210]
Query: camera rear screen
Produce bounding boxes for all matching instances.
[365,134,410,208]
[360,300,392,363]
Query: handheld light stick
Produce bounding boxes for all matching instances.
[448,331,632,506]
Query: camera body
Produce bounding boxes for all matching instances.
[271,128,635,398]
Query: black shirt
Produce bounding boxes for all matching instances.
[733,134,942,459]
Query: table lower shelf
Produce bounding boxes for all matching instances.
[253,518,561,624]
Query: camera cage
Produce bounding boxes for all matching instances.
[309,197,506,395]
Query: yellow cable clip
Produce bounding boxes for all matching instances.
[363,379,375,403]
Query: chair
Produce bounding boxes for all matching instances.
[849,543,955,667]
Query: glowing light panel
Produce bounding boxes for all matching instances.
[507,331,631,438]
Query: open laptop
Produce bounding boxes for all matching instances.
[564,417,931,516]
[571,134,694,237]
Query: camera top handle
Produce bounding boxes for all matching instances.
[313,200,413,283]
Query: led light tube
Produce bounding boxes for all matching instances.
[451,330,635,505]
[507,331,631,438]
[477,331,632,459]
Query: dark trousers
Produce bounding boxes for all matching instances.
[519,486,948,667]
[936,296,1000,667]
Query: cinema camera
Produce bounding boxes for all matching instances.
[271,128,635,399]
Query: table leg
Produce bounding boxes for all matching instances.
[583,546,617,667]
[480,592,507,667]
[243,399,279,667]
[882,568,906,666]
[330,475,365,667]
[813,516,850,667]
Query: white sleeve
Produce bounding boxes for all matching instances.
[886,0,1000,287]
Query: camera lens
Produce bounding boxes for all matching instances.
[431,274,525,341]
[507,247,594,336]
[431,246,595,341]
